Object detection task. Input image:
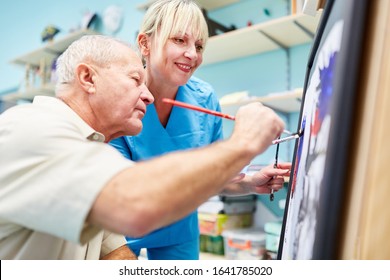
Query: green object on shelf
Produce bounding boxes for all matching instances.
[199,234,224,256]
[41,25,60,42]
[209,235,224,255]
[199,235,208,252]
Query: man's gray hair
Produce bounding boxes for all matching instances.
[55,35,138,92]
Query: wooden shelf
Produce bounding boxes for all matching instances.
[220,88,303,114]
[139,250,225,260]
[2,84,55,102]
[200,252,225,260]
[258,89,303,112]
[202,10,323,65]
[11,29,99,68]
[4,29,100,103]
[137,0,239,11]
[136,2,322,65]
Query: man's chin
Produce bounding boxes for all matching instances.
[130,124,143,136]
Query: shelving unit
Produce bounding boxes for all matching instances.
[203,10,323,65]
[137,1,321,66]
[137,0,240,11]
[201,9,322,114]
[220,88,303,115]
[3,29,99,102]
[200,252,225,260]
[1,84,55,102]
[259,90,302,112]
[11,29,99,68]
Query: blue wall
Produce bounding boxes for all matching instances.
[194,0,312,165]
[0,0,146,94]
[196,43,311,164]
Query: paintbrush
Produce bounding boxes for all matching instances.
[162,98,295,139]
[272,129,304,145]
[162,98,236,120]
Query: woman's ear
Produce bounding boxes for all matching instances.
[137,33,150,56]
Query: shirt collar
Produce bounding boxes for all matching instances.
[32,96,106,142]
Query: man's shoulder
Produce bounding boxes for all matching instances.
[0,101,84,154]
[0,102,54,130]
[2,101,75,131]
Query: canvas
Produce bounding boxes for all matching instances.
[278,0,369,259]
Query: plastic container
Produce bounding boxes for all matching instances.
[198,195,256,214]
[222,228,268,260]
[198,213,252,236]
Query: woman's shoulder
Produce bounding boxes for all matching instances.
[184,77,220,109]
[186,76,214,94]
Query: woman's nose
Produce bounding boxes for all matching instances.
[184,45,197,60]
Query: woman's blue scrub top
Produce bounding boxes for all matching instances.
[109,77,223,249]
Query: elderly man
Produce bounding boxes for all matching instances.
[0,35,288,259]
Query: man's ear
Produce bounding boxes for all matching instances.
[76,63,96,94]
[137,33,150,56]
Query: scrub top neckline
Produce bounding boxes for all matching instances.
[150,87,189,132]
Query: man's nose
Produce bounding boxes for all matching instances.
[140,84,154,104]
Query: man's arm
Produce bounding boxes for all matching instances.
[88,102,285,238]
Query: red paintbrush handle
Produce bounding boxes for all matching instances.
[162,98,235,121]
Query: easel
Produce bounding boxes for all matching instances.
[340,0,390,259]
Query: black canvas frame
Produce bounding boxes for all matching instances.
[278,0,369,259]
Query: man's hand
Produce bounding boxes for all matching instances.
[231,103,285,157]
[100,245,138,260]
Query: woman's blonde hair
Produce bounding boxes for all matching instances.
[140,0,209,55]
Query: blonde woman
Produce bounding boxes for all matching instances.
[110,0,290,260]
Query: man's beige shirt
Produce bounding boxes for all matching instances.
[0,96,133,259]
